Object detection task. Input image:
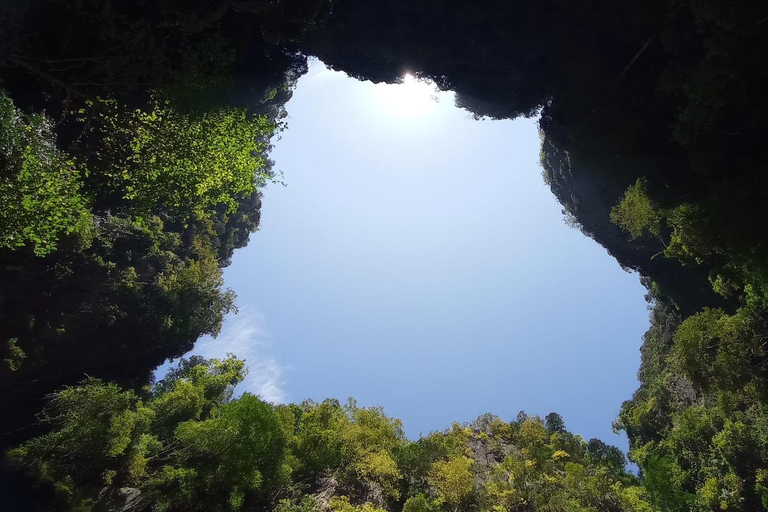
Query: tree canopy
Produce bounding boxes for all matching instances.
[9,356,655,512]
[4,1,768,511]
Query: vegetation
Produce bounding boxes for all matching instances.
[0,83,273,443]
[305,4,768,508]
[609,180,662,240]
[0,91,90,255]
[95,99,275,220]
[3,0,768,511]
[9,356,654,512]
[0,0,331,450]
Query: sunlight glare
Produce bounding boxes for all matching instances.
[372,73,444,117]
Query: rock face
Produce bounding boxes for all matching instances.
[467,431,511,466]
[95,487,143,512]
[466,431,516,490]
[312,473,388,511]
[539,132,725,316]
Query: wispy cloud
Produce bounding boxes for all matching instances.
[161,308,289,403]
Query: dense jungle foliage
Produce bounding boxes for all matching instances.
[3,0,768,510]
[8,356,655,512]
[0,0,330,446]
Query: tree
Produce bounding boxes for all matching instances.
[586,438,627,477]
[670,308,723,390]
[158,393,285,511]
[150,356,247,437]
[610,179,662,239]
[0,91,90,255]
[328,496,387,512]
[10,370,655,512]
[545,412,566,434]
[428,455,475,511]
[96,99,275,221]
[402,494,439,512]
[7,379,155,507]
[293,399,349,475]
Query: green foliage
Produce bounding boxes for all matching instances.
[663,204,715,264]
[402,494,439,512]
[428,455,475,509]
[150,356,247,437]
[97,99,275,221]
[0,91,91,255]
[610,179,662,239]
[9,362,650,512]
[669,308,723,389]
[620,299,768,511]
[7,378,155,507]
[1,76,261,428]
[160,394,285,510]
[293,399,348,474]
[275,496,319,512]
[329,496,387,512]
[5,3,768,512]
[476,414,649,512]
[341,402,405,499]
[9,357,284,512]
[544,412,566,434]
[0,0,294,423]
[671,305,767,394]
[0,210,240,397]
[3,337,26,371]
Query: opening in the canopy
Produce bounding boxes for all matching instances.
[163,59,649,453]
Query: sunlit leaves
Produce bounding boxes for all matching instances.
[349,450,402,500]
[168,393,285,510]
[7,378,155,502]
[0,91,91,255]
[98,99,275,221]
[328,496,387,512]
[610,179,662,239]
[428,455,475,509]
[11,360,655,512]
[402,494,439,512]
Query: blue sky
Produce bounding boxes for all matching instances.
[164,59,650,451]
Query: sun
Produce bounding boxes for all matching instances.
[372,73,439,117]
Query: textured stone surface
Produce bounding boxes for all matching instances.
[95,487,143,512]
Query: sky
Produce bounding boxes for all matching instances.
[160,58,650,451]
